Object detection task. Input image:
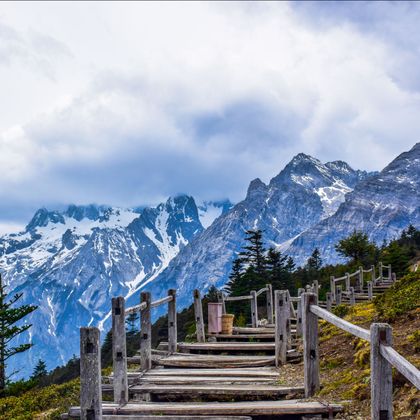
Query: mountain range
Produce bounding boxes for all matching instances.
[1,143,419,377]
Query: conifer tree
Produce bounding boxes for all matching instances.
[0,273,37,392]
[239,229,266,275]
[335,230,377,266]
[126,312,139,335]
[306,248,322,271]
[31,359,47,380]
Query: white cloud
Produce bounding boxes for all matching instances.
[0,2,419,224]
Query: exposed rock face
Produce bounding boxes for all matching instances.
[152,154,372,310]
[287,143,420,264]
[0,195,205,376]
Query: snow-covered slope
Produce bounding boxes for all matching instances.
[287,143,420,264]
[0,195,204,377]
[152,154,371,310]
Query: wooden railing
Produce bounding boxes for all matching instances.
[79,288,177,416]
[301,292,420,420]
[329,262,395,304]
[216,284,274,327]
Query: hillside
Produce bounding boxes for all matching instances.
[2,270,418,419]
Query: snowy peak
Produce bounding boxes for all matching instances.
[198,200,233,228]
[26,208,65,231]
[246,178,268,200]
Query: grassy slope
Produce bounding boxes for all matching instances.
[2,273,419,419]
[317,271,420,418]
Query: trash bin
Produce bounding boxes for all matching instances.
[208,302,223,334]
[221,314,235,334]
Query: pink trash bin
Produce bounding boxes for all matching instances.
[207,302,223,334]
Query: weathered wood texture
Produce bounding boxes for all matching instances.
[266,284,273,324]
[368,281,373,300]
[370,323,393,420]
[140,292,152,371]
[310,304,370,341]
[275,290,288,366]
[69,400,343,417]
[168,289,177,353]
[80,327,102,420]
[193,289,205,343]
[111,297,128,405]
[217,292,226,314]
[326,292,332,312]
[150,295,173,308]
[250,290,258,328]
[302,293,319,398]
[101,416,252,420]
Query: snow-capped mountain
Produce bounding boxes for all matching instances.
[1,195,206,377]
[197,200,233,228]
[151,154,372,309]
[287,143,420,264]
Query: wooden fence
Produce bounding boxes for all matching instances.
[301,292,420,420]
[79,289,177,417]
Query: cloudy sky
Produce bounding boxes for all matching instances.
[1,1,420,233]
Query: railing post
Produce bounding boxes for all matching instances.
[379,262,383,282]
[336,285,342,305]
[296,288,304,336]
[368,281,373,300]
[275,290,288,366]
[312,280,319,297]
[111,297,128,405]
[345,272,350,291]
[326,292,332,312]
[193,289,205,343]
[250,290,258,328]
[266,284,273,324]
[388,264,392,281]
[391,272,396,282]
[168,289,177,353]
[140,291,152,371]
[330,276,335,302]
[80,327,102,420]
[349,287,355,305]
[359,266,364,291]
[370,323,393,420]
[218,291,226,315]
[302,293,320,398]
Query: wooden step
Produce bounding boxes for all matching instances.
[165,342,277,353]
[126,384,305,398]
[232,327,275,334]
[68,400,343,417]
[151,355,276,368]
[144,367,280,377]
[102,416,253,420]
[207,333,275,340]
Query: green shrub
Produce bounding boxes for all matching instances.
[374,271,420,322]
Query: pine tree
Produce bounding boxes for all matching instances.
[31,359,47,380]
[0,273,37,393]
[306,248,322,271]
[126,312,139,335]
[239,230,266,275]
[335,230,377,266]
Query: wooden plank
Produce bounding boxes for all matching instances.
[80,327,102,420]
[371,323,393,420]
[128,384,305,397]
[302,293,320,398]
[224,295,252,302]
[142,368,279,377]
[102,416,252,420]
[380,344,420,389]
[194,289,205,343]
[127,376,278,384]
[111,296,128,405]
[125,301,147,315]
[232,327,274,334]
[163,342,276,351]
[310,304,371,341]
[167,289,177,353]
[153,355,276,368]
[209,333,274,340]
[69,400,343,417]
[140,292,152,371]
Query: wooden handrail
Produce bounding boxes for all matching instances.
[125,301,147,315]
[310,304,370,341]
[224,295,252,301]
[380,345,420,389]
[255,287,268,297]
[150,295,173,308]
